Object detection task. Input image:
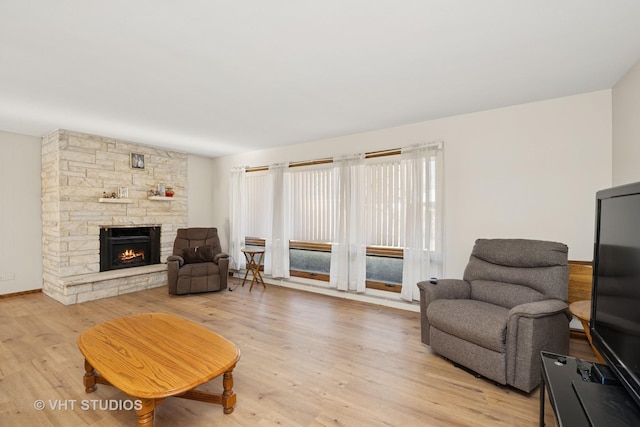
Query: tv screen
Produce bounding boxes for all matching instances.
[591,182,640,408]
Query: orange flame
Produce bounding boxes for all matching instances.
[120,249,145,263]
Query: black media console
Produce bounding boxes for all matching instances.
[540,351,640,427]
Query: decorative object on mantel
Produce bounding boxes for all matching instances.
[131,152,145,169]
[117,187,128,198]
[99,188,133,203]
[148,183,175,198]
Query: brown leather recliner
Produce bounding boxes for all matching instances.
[167,228,229,295]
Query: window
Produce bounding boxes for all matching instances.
[238,143,443,295]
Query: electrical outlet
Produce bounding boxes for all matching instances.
[1,273,15,281]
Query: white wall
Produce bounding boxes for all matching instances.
[187,154,216,227]
[0,131,43,294]
[0,89,615,295]
[211,91,612,278]
[612,59,640,186]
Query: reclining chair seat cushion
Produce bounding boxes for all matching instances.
[427,299,509,353]
[178,262,220,277]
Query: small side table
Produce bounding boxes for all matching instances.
[569,300,605,363]
[241,249,265,291]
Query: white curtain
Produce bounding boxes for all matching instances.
[264,163,291,279]
[401,142,444,301]
[330,153,366,292]
[229,166,247,271]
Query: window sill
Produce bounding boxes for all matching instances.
[238,274,419,312]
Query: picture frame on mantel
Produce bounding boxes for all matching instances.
[131,152,145,169]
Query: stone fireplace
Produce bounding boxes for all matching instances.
[41,130,188,305]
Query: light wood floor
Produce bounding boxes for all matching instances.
[1,278,595,426]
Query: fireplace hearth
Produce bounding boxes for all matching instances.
[100,226,161,272]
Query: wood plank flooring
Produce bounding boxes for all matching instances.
[0,278,595,426]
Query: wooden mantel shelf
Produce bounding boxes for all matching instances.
[98,198,133,204]
[98,197,174,202]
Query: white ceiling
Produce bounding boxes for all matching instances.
[1,1,639,158]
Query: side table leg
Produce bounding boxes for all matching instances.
[255,269,265,287]
[256,252,266,288]
[249,269,257,291]
[241,264,250,286]
[83,359,97,393]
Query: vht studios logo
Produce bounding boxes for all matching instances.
[34,399,143,411]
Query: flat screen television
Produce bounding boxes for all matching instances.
[590,180,640,409]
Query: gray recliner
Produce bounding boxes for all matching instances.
[418,238,571,392]
[167,228,229,295]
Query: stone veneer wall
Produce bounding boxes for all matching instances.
[41,130,188,304]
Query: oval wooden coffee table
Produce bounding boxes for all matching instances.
[78,313,240,427]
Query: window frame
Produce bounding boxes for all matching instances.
[245,237,403,293]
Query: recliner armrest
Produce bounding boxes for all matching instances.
[167,255,184,268]
[505,299,571,391]
[214,252,229,264]
[508,299,570,321]
[417,279,471,301]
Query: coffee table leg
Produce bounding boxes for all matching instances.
[222,368,237,414]
[83,359,97,393]
[136,398,158,427]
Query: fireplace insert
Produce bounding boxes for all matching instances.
[100,226,161,272]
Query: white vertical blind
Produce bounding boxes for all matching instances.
[365,161,403,248]
[290,166,334,243]
[245,157,439,250]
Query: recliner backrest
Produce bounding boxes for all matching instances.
[462,239,568,308]
[173,228,222,257]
